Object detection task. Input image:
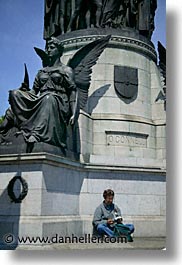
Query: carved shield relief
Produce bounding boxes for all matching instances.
[114,66,138,102]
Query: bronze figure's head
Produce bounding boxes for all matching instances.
[46,37,64,59]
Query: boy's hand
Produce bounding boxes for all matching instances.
[107,219,114,225]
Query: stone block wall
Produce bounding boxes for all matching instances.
[62,35,166,169]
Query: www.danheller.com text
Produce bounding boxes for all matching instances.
[3,233,128,245]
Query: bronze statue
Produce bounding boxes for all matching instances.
[44,0,102,35]
[0,36,110,152]
[137,0,157,38]
[43,0,157,39]
[9,38,77,148]
[99,0,140,29]
[69,0,102,31]
[0,65,30,136]
[44,0,72,39]
[100,0,125,28]
[99,0,157,39]
[125,0,157,38]
[156,41,166,110]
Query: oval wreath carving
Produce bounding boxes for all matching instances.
[7,176,28,203]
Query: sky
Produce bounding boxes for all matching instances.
[0,0,166,116]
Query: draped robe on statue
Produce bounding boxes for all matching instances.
[9,64,77,149]
[138,0,157,37]
[100,0,122,27]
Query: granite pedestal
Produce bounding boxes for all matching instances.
[0,153,165,248]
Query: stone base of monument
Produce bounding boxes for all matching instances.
[0,153,166,249]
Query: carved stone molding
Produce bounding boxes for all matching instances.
[58,28,157,62]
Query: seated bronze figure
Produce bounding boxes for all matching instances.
[0,36,110,153]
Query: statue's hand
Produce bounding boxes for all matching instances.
[69,115,76,126]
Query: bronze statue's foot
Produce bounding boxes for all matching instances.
[27,135,37,143]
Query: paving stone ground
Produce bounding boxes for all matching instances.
[13,237,166,250]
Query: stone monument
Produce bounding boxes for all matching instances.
[0,0,166,249]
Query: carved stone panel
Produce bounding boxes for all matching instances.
[106,131,148,148]
[114,65,138,103]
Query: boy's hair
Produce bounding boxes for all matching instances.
[103,189,114,199]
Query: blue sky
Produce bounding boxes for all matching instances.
[0,0,166,116]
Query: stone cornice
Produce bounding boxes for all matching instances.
[58,28,157,63]
[0,153,166,175]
